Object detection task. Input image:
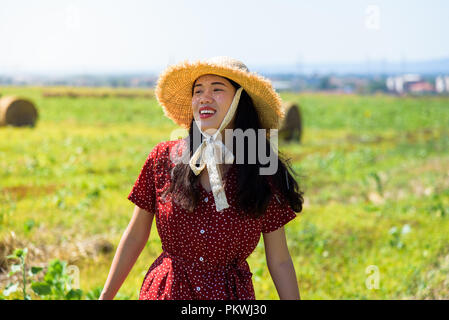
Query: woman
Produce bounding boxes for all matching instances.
[99,57,304,300]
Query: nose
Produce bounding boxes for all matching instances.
[199,90,213,105]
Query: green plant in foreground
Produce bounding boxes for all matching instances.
[2,247,132,300]
[3,248,42,300]
[30,259,83,300]
[2,247,82,300]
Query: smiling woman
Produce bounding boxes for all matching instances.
[191,75,237,133]
[100,56,304,301]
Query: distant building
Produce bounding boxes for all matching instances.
[386,76,402,93]
[435,76,449,93]
[408,81,435,94]
[386,74,434,94]
[328,76,369,93]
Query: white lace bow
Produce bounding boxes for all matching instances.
[189,87,243,211]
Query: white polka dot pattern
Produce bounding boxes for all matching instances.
[127,140,297,300]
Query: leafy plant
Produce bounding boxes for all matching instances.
[3,247,82,300]
[3,248,41,300]
[31,259,83,300]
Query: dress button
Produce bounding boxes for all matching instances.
[204,197,208,203]
[199,256,204,262]
[196,286,201,291]
[200,229,205,234]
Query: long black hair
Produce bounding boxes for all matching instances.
[161,77,304,219]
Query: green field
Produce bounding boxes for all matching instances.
[1,86,448,299]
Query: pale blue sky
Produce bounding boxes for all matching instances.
[0,0,448,74]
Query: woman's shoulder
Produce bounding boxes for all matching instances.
[153,139,180,151]
[156,138,187,153]
[151,138,188,163]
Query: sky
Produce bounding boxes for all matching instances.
[0,0,448,75]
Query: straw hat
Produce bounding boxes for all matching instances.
[155,56,284,130]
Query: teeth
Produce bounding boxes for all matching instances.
[200,110,215,114]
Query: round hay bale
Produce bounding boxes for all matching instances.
[278,101,303,142]
[0,96,38,127]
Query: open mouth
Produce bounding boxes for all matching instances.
[199,107,216,119]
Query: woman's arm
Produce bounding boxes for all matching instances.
[263,226,300,300]
[99,206,154,300]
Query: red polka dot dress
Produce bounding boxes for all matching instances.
[127,140,297,300]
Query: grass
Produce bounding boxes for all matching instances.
[1,86,448,299]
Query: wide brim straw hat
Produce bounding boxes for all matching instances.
[155,56,285,130]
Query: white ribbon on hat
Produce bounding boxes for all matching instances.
[189,87,243,211]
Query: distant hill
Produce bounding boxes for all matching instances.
[255,57,449,76]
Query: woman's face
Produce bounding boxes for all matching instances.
[192,74,237,134]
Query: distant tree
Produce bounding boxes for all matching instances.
[367,79,388,94]
[318,76,337,90]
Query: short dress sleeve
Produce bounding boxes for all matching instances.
[127,143,159,213]
[261,186,297,234]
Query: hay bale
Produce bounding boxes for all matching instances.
[0,96,38,127]
[278,101,303,142]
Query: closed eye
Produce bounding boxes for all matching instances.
[194,89,223,94]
